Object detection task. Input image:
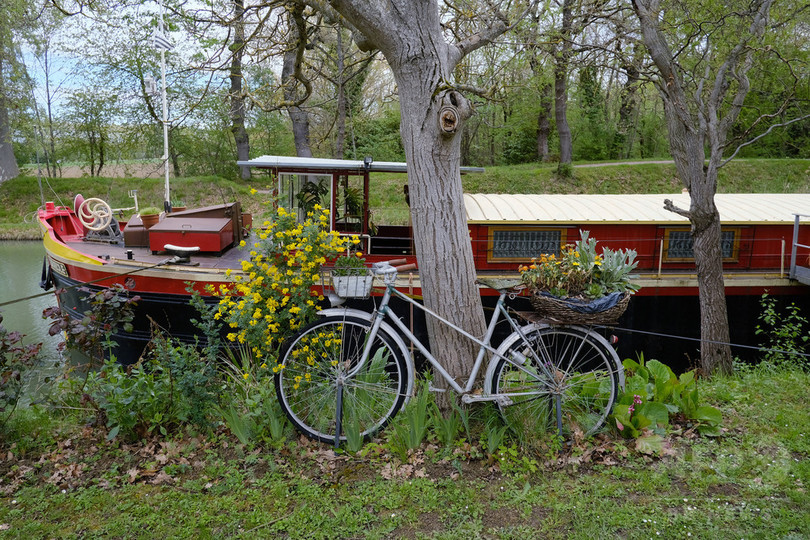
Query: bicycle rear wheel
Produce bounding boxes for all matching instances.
[275,315,410,444]
[488,325,622,438]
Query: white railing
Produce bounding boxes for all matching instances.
[789,213,810,283]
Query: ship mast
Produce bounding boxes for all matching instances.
[153,0,173,212]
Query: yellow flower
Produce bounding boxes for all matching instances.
[243,372,249,380]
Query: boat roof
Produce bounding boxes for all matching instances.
[464,193,810,225]
[239,155,485,174]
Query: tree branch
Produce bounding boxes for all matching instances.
[663,198,691,219]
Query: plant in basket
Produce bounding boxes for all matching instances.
[332,251,373,297]
[519,231,639,323]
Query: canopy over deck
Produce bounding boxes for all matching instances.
[239,155,485,174]
[464,193,810,225]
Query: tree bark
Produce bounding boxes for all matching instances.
[537,82,551,161]
[553,0,573,167]
[282,5,313,158]
[334,28,346,159]
[230,0,251,180]
[0,52,19,184]
[325,0,512,395]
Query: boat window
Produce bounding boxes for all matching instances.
[663,228,740,261]
[488,228,564,262]
[333,173,365,233]
[278,173,331,222]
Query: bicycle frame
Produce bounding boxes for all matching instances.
[360,276,532,399]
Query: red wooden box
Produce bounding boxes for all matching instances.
[148,217,234,254]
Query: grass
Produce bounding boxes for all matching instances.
[0,363,807,538]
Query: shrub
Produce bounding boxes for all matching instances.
[612,356,723,447]
[755,293,808,369]
[0,312,42,428]
[86,336,219,440]
[213,204,351,364]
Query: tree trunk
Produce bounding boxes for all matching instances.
[282,6,313,158]
[399,84,488,390]
[631,0,772,375]
[0,53,19,184]
[230,0,251,180]
[554,0,573,166]
[325,0,510,407]
[536,82,551,161]
[692,206,732,375]
[334,29,346,159]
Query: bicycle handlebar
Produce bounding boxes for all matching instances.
[372,260,418,275]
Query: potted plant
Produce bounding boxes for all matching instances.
[138,206,162,229]
[170,200,186,212]
[331,251,373,298]
[519,231,639,324]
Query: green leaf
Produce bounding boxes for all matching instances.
[635,433,664,455]
[697,424,723,437]
[639,401,669,427]
[106,425,120,441]
[647,359,674,383]
[695,405,722,426]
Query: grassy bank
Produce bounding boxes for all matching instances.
[0,364,807,538]
[3,159,809,235]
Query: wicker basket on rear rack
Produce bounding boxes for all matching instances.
[328,267,374,299]
[529,290,631,325]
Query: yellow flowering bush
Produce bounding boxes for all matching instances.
[519,230,639,299]
[213,204,350,362]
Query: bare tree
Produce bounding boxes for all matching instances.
[631,0,809,374]
[230,0,251,179]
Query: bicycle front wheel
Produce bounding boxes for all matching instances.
[489,325,622,438]
[275,315,410,444]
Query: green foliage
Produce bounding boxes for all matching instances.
[138,207,162,215]
[213,203,349,361]
[387,382,431,460]
[331,250,367,276]
[216,345,289,447]
[612,356,723,441]
[0,312,42,428]
[43,284,139,365]
[755,293,809,369]
[429,392,466,449]
[349,105,405,162]
[85,336,219,441]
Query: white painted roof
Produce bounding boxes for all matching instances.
[240,155,484,174]
[464,193,810,224]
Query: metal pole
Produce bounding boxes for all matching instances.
[790,214,800,280]
[159,0,170,212]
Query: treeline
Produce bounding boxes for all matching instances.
[2,0,808,180]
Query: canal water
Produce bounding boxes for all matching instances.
[0,241,63,360]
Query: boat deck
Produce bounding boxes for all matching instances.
[64,237,249,270]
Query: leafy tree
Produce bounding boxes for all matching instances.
[63,87,119,177]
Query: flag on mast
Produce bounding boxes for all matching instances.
[152,31,174,52]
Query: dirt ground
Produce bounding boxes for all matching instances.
[50,162,165,179]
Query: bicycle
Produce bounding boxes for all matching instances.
[275,260,625,447]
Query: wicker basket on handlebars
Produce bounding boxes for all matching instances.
[529,290,631,325]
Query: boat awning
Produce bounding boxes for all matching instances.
[464,193,810,225]
[239,155,484,175]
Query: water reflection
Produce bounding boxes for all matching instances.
[0,241,63,359]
